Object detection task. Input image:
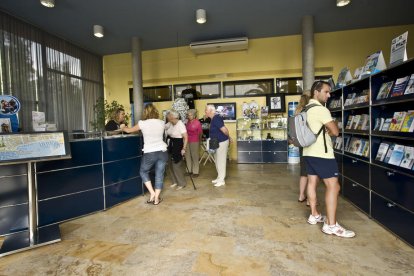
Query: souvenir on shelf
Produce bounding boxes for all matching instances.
[242,100,260,119]
[261,106,269,118]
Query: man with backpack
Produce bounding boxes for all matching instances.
[302,80,355,238]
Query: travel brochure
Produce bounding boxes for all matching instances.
[333,136,343,151]
[390,32,408,66]
[341,135,370,158]
[361,51,387,78]
[373,110,414,132]
[376,74,414,100]
[336,67,352,88]
[343,90,369,106]
[345,114,370,131]
[375,142,414,170]
[328,96,342,109]
[332,116,343,130]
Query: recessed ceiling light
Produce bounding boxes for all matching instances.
[40,0,55,8]
[196,9,206,24]
[337,0,351,7]
[93,25,104,38]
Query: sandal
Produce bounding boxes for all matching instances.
[146,197,155,204]
[298,197,307,203]
[153,197,163,205]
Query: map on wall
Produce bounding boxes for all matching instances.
[0,132,69,162]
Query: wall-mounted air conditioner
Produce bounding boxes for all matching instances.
[190,37,248,55]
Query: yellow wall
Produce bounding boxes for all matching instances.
[103,24,414,160]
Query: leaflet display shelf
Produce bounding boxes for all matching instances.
[371,131,414,140]
[333,58,414,247]
[343,130,369,136]
[343,104,370,111]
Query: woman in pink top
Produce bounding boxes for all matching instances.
[185,109,202,177]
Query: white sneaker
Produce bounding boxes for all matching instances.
[211,179,218,184]
[170,183,177,188]
[307,214,326,225]
[322,222,356,238]
[214,182,225,187]
[176,186,185,190]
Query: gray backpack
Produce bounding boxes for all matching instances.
[288,104,327,153]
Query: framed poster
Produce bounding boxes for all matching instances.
[266,94,285,113]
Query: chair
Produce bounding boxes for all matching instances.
[199,140,215,165]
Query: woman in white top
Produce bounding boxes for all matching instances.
[165,110,188,190]
[121,104,168,205]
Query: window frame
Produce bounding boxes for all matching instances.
[139,85,172,102]
[173,81,221,99]
[223,78,275,98]
[276,75,333,94]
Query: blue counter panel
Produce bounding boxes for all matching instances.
[103,136,142,162]
[0,175,28,208]
[105,177,142,208]
[104,157,140,186]
[36,139,102,172]
[0,164,27,177]
[37,165,103,200]
[38,189,104,226]
[0,204,28,235]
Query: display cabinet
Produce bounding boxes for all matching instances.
[237,116,287,163]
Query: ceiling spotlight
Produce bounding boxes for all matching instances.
[93,25,104,38]
[336,0,351,7]
[196,9,206,24]
[40,0,55,8]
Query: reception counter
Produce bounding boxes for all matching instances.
[0,133,143,255]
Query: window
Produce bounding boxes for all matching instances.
[0,11,103,132]
[223,79,274,97]
[141,85,172,102]
[174,82,220,99]
[276,75,333,94]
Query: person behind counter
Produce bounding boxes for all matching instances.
[105,108,127,131]
[121,104,168,205]
[165,110,188,190]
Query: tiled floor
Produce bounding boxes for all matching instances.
[0,163,413,275]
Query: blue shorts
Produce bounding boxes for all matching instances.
[304,156,339,179]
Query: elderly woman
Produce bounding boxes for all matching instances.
[205,104,230,187]
[121,104,168,205]
[165,110,188,190]
[185,109,202,177]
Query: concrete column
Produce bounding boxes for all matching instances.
[131,37,143,123]
[302,15,315,91]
